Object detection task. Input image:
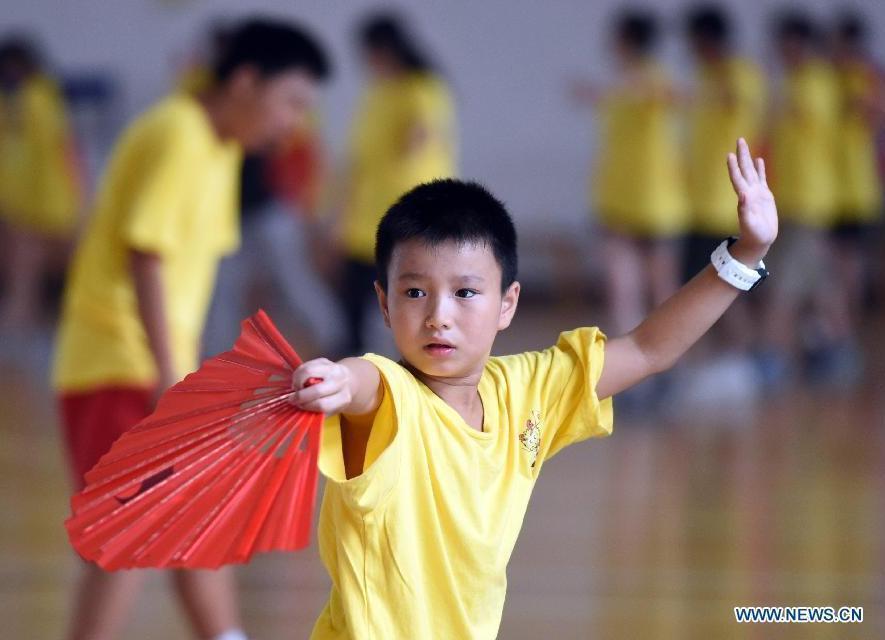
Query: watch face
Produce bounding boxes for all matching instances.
[749,268,769,291]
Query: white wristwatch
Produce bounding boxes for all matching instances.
[710,237,769,291]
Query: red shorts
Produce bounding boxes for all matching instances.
[59,387,154,490]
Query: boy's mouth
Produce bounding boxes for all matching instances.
[424,341,456,356]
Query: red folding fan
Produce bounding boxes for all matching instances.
[65,310,324,570]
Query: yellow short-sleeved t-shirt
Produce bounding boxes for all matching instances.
[0,74,81,234]
[52,94,241,391]
[770,61,840,227]
[835,60,883,221]
[311,327,613,639]
[593,62,687,238]
[686,57,766,235]
[343,72,457,263]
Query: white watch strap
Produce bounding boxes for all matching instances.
[710,240,764,291]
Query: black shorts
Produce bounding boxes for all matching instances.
[830,216,880,244]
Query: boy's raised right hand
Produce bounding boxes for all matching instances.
[290,357,383,417]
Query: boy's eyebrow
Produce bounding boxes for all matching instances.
[396,272,486,283]
[397,272,427,281]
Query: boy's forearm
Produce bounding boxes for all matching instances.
[630,266,738,373]
[600,139,776,398]
[130,249,176,383]
[630,240,765,373]
[338,357,384,417]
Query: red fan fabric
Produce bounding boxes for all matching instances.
[65,310,323,570]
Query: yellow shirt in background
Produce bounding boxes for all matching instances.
[0,74,81,234]
[311,328,613,639]
[343,72,456,262]
[53,94,241,391]
[835,59,882,221]
[686,57,766,236]
[593,62,687,237]
[770,60,840,227]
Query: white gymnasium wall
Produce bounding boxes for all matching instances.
[3,0,884,269]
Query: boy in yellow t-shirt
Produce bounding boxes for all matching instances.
[290,138,777,639]
[0,37,82,332]
[761,12,853,387]
[52,19,330,640]
[683,6,765,276]
[335,13,457,356]
[830,12,884,365]
[571,10,686,361]
[682,6,766,358]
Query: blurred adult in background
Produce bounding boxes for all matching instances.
[571,10,686,349]
[0,36,82,336]
[334,12,457,356]
[761,11,850,387]
[830,11,884,338]
[682,4,765,358]
[51,19,330,640]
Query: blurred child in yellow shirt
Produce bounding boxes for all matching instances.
[684,6,765,274]
[770,36,839,228]
[572,10,686,343]
[52,19,330,640]
[682,5,766,359]
[176,22,344,358]
[335,12,457,355]
[762,12,853,387]
[0,37,81,332]
[830,12,884,346]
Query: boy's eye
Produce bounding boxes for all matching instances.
[455,289,477,298]
[405,288,425,298]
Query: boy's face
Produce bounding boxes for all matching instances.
[777,36,808,67]
[833,34,857,61]
[362,46,397,79]
[0,58,26,89]
[224,66,317,151]
[375,239,520,379]
[688,36,720,62]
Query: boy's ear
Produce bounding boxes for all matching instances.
[497,281,520,331]
[374,281,391,328]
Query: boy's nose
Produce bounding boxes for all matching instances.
[424,297,452,330]
[424,314,451,330]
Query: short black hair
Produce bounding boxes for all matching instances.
[0,34,42,75]
[615,10,659,54]
[686,4,731,45]
[358,12,434,73]
[375,179,518,293]
[835,12,866,45]
[774,11,817,44]
[214,18,330,83]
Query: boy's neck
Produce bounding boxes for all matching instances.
[402,361,486,429]
[703,49,728,66]
[196,90,231,142]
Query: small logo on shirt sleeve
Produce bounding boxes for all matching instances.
[518,410,542,467]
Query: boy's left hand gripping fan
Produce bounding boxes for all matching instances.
[65,310,324,570]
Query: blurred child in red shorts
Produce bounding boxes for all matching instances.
[52,19,329,640]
